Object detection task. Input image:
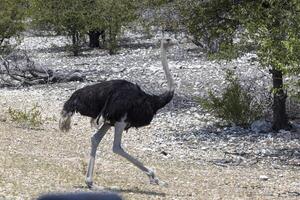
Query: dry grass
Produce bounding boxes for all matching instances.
[0,86,299,200]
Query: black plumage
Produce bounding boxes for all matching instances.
[60,39,174,132]
[61,79,173,130]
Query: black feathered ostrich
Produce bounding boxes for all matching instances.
[59,39,174,188]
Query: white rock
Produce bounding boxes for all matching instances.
[201,147,208,151]
[259,175,269,181]
[194,113,202,119]
[251,119,272,133]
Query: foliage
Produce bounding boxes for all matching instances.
[100,0,138,54]
[30,0,87,55]
[0,0,27,54]
[30,0,138,55]
[8,104,43,128]
[198,70,263,127]
[178,0,300,75]
[233,0,300,130]
[235,1,300,75]
[138,0,181,36]
[179,0,300,130]
[178,0,239,55]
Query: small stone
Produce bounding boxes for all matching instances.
[277,130,292,140]
[251,119,272,133]
[261,149,267,155]
[201,147,208,151]
[161,151,168,156]
[190,107,197,112]
[259,175,269,181]
[194,113,202,119]
[110,185,121,190]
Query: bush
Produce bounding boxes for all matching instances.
[198,70,263,127]
[8,104,43,128]
[0,0,27,54]
[30,0,138,55]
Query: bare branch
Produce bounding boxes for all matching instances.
[0,51,86,87]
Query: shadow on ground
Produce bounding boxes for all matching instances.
[73,185,167,197]
[175,126,300,168]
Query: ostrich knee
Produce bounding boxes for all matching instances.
[112,145,126,157]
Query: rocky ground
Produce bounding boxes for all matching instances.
[0,32,299,199]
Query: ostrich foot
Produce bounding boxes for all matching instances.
[90,185,105,191]
[85,181,104,190]
[85,178,93,189]
[146,169,168,187]
[85,178,105,190]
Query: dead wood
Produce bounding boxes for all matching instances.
[0,51,86,87]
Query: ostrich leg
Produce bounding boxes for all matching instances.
[85,123,111,188]
[113,121,164,185]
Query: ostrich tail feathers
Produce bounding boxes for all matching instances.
[59,110,73,132]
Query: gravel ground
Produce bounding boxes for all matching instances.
[0,32,299,200]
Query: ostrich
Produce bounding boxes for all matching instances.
[59,39,174,188]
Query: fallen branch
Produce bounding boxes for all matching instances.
[0,51,86,87]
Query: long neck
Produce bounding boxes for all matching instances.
[161,42,175,92]
[149,41,175,112]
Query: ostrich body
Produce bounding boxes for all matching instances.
[59,39,174,188]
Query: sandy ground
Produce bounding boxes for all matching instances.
[0,85,299,200]
[0,32,299,199]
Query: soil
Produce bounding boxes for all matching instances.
[0,32,299,200]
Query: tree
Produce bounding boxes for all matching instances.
[138,0,181,36]
[30,0,138,55]
[82,0,106,48]
[236,0,300,130]
[30,0,87,56]
[178,0,239,54]
[179,0,300,131]
[99,0,138,54]
[0,0,27,53]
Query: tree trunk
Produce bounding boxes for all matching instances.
[107,25,118,55]
[100,30,106,46]
[88,30,106,48]
[271,68,290,131]
[88,30,101,48]
[70,31,81,56]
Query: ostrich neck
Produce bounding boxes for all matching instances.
[161,47,174,92]
[149,44,175,112]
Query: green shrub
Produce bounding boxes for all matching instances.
[198,70,263,127]
[8,104,43,128]
[30,0,138,55]
[0,0,27,54]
